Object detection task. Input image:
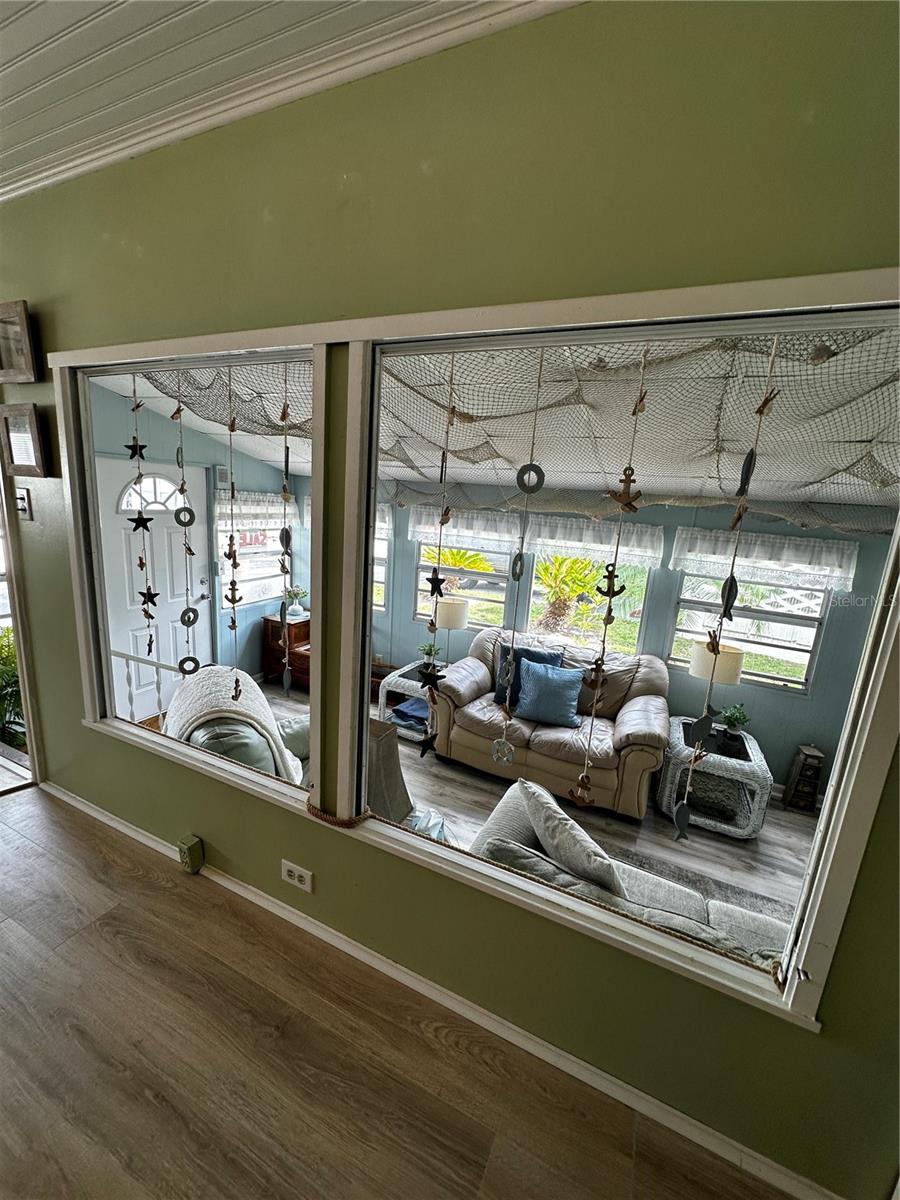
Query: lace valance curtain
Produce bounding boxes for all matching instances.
[214,490,300,529]
[406,505,664,566]
[670,528,859,592]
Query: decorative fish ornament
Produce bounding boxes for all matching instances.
[690,714,714,745]
[721,574,739,621]
[672,799,691,841]
[282,667,292,694]
[736,448,756,497]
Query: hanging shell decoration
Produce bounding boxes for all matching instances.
[491,737,515,765]
[568,772,592,805]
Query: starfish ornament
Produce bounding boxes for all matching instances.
[125,437,147,461]
[128,512,153,533]
[138,586,160,608]
[427,567,445,598]
[418,663,445,691]
[419,732,437,758]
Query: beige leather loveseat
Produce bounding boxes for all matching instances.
[431,628,670,818]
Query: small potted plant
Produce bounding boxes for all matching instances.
[418,640,438,662]
[286,585,308,617]
[719,703,750,755]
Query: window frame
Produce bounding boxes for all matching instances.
[371,535,389,612]
[412,539,511,630]
[667,569,829,693]
[52,344,321,808]
[49,271,898,1030]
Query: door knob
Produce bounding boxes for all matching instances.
[199,576,209,586]
[195,592,210,602]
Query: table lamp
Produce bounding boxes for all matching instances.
[689,638,744,686]
[435,597,469,664]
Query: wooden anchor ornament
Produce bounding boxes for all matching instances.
[597,563,626,601]
[232,677,242,702]
[568,772,592,806]
[225,580,242,607]
[223,534,241,570]
[607,466,642,512]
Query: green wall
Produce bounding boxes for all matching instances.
[1,4,897,1197]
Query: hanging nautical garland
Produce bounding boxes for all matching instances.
[223,367,242,702]
[171,372,200,678]
[490,348,547,768]
[124,376,157,646]
[672,335,780,839]
[417,355,457,759]
[278,364,293,695]
[569,349,649,806]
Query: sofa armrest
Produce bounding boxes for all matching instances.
[439,656,493,708]
[613,694,669,752]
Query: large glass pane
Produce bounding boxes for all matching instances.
[87,355,314,794]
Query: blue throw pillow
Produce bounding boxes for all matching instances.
[494,644,564,708]
[514,659,584,728]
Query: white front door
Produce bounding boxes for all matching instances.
[95,458,214,722]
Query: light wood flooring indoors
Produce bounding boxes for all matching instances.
[264,684,816,911]
[0,785,794,1200]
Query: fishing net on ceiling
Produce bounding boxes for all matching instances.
[376,326,900,534]
[143,361,314,436]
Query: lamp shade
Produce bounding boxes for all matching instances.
[689,639,744,686]
[435,597,469,630]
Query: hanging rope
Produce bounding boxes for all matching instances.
[417,354,458,758]
[173,372,195,672]
[570,349,648,805]
[491,348,546,767]
[673,335,780,837]
[278,363,293,695]
[223,366,242,702]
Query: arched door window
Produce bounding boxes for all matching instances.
[117,474,187,513]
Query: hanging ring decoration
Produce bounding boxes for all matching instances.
[178,655,200,676]
[516,463,545,494]
[174,506,196,528]
[180,606,199,628]
[511,551,525,582]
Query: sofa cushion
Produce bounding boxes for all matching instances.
[188,718,278,775]
[528,717,618,767]
[494,644,564,708]
[519,779,625,896]
[454,694,536,746]
[515,660,584,728]
[614,862,708,923]
[708,900,789,958]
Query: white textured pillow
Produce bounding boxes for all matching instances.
[519,778,625,897]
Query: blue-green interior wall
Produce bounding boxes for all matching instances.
[373,498,890,782]
[90,384,312,676]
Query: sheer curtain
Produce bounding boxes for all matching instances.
[670,528,859,591]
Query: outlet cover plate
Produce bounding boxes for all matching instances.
[281,858,313,893]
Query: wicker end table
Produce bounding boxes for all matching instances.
[657,716,774,840]
[376,659,444,743]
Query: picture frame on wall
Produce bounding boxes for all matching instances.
[0,300,38,384]
[0,403,46,478]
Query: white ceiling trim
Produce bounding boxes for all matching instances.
[0,0,579,204]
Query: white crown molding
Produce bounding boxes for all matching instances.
[41,779,847,1200]
[0,1,580,205]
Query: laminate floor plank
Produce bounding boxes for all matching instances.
[0,788,794,1200]
[0,790,635,1196]
[56,903,493,1200]
[0,817,119,949]
[633,1117,791,1200]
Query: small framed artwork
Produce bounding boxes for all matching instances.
[0,301,37,384]
[0,403,46,478]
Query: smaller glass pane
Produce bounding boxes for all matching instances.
[680,575,827,618]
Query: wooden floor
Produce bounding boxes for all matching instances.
[0,785,793,1200]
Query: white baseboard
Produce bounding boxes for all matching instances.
[41,781,844,1200]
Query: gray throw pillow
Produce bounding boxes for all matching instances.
[519,778,625,897]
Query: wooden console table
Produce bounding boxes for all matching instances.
[262,615,311,691]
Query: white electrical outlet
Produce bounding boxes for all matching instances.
[281,859,313,893]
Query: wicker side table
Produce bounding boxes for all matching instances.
[657,716,774,840]
[377,659,445,743]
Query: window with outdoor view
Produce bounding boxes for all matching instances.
[528,554,649,653]
[414,543,509,628]
[670,573,826,688]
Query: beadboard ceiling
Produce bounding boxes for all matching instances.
[0,0,572,202]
